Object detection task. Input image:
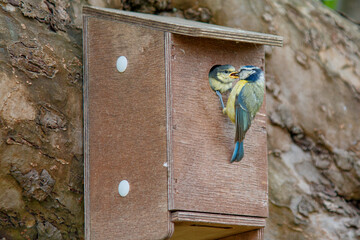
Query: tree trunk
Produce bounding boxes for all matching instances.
[0,0,85,239]
[0,0,359,239]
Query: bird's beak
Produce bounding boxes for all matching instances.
[230,72,239,78]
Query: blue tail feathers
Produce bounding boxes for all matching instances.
[230,141,244,163]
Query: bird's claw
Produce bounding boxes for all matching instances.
[216,90,225,109]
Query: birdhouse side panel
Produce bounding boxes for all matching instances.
[84,16,172,239]
[168,34,268,217]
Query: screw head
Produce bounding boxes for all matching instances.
[118,180,130,197]
[116,56,128,73]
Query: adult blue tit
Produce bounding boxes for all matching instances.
[209,65,239,108]
[223,65,265,163]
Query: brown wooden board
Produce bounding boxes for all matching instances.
[168,34,268,217]
[170,211,264,239]
[84,16,172,239]
[171,211,266,227]
[170,222,260,240]
[83,6,283,47]
[170,222,261,240]
[219,228,264,240]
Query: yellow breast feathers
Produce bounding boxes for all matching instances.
[209,77,233,93]
[223,80,248,123]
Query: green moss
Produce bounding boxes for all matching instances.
[322,0,338,9]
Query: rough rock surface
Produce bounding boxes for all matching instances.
[0,0,83,238]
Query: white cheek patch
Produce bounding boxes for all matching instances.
[240,72,248,79]
[240,69,255,79]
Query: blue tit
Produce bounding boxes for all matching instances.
[223,65,265,163]
[209,64,239,109]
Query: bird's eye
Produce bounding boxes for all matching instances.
[224,70,229,74]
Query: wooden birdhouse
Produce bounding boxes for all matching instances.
[83,6,282,240]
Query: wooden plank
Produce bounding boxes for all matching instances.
[83,6,283,47]
[171,211,266,226]
[219,228,264,240]
[84,16,172,239]
[170,212,264,240]
[168,34,268,217]
[83,15,90,240]
[165,32,174,217]
[170,222,261,240]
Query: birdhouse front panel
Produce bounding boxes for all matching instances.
[84,16,172,239]
[168,34,268,217]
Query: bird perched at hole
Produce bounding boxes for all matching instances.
[223,65,265,163]
[209,65,239,109]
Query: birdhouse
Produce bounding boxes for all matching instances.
[83,6,282,240]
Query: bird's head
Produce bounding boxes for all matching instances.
[209,64,239,83]
[236,65,263,82]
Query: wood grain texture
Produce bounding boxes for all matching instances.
[84,16,172,239]
[219,228,264,240]
[170,212,264,240]
[83,15,91,240]
[171,211,266,226]
[169,34,268,217]
[170,222,261,240]
[165,32,174,220]
[83,6,283,47]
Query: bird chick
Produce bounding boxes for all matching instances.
[223,65,265,163]
[209,64,239,109]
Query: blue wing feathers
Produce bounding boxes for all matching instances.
[232,85,252,162]
[235,88,252,143]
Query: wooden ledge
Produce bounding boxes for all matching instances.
[171,211,266,227]
[170,211,265,240]
[83,5,283,47]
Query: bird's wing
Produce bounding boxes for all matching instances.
[235,87,252,143]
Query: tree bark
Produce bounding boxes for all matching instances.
[0,0,84,239]
[0,0,359,239]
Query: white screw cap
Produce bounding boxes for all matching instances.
[116,56,128,72]
[118,180,130,197]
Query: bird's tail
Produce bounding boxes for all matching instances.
[230,141,244,163]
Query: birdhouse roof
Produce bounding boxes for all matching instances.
[83,6,283,47]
